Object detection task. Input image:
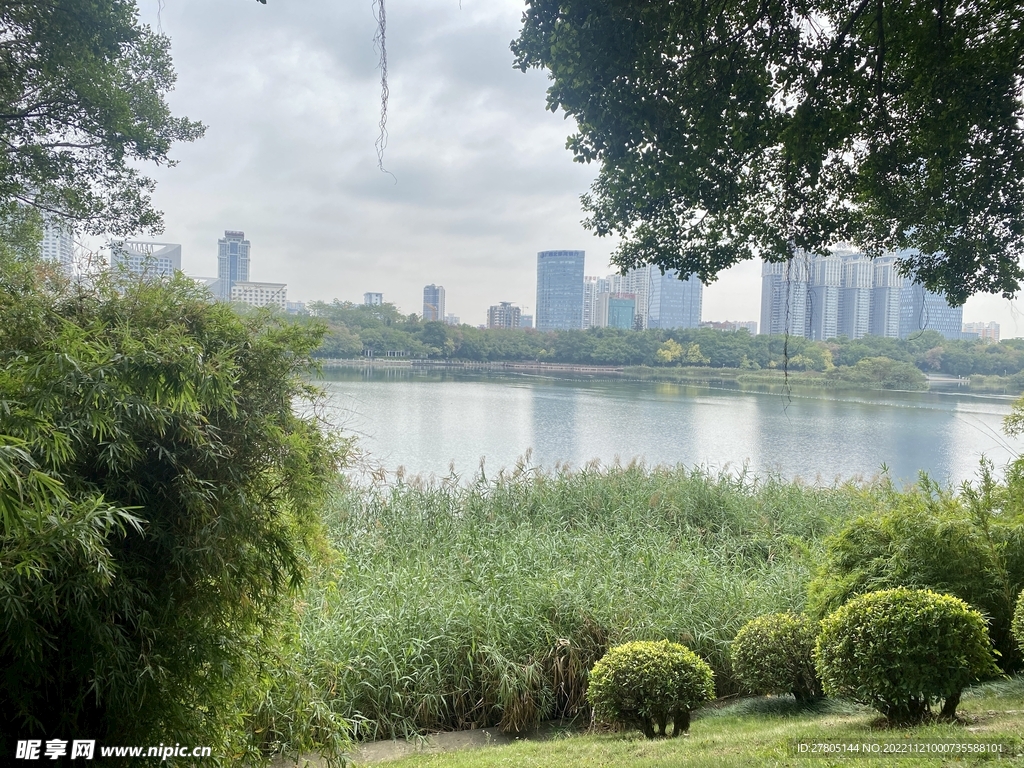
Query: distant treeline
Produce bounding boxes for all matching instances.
[306,300,1024,381]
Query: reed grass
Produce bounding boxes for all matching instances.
[298,462,879,740]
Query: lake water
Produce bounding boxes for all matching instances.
[319,367,1022,486]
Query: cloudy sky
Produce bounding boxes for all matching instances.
[135,0,1023,333]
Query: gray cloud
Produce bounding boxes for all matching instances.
[131,0,1012,332]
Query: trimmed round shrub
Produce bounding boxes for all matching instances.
[815,588,999,724]
[1013,589,1024,652]
[587,640,714,738]
[731,613,822,701]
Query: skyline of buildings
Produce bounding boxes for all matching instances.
[760,250,965,341]
[46,222,1004,340]
[104,230,292,311]
[583,265,703,331]
[963,321,1000,342]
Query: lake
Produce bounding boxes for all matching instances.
[319,366,1021,486]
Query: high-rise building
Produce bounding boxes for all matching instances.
[618,266,653,329]
[536,250,585,330]
[838,252,873,339]
[423,284,445,322]
[110,240,181,279]
[761,249,964,341]
[870,256,903,338]
[806,252,841,340]
[488,302,521,329]
[583,276,612,328]
[962,321,1000,342]
[648,269,703,329]
[217,231,250,301]
[520,315,534,329]
[595,293,636,329]
[364,292,383,306]
[760,258,811,337]
[444,313,460,326]
[231,281,287,310]
[899,282,964,340]
[41,216,75,275]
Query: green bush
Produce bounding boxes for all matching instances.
[587,640,714,737]
[815,588,999,724]
[1013,590,1024,652]
[731,613,822,701]
[807,471,1024,672]
[0,255,347,763]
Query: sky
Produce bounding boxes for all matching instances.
[132,0,1024,334]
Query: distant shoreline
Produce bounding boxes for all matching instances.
[314,359,1022,398]
[318,358,629,375]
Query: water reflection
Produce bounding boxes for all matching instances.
[318,367,1020,485]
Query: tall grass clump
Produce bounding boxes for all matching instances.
[300,462,876,739]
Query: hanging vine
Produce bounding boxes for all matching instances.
[253,0,395,176]
[372,0,394,179]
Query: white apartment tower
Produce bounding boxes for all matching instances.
[761,258,811,337]
[838,252,874,339]
[807,253,841,340]
[870,256,903,338]
[41,216,75,275]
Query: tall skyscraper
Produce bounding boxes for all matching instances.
[109,240,181,279]
[217,230,250,301]
[647,269,703,330]
[423,284,445,322]
[536,250,585,330]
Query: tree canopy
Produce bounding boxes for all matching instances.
[0,247,345,759]
[512,0,1024,304]
[0,0,203,235]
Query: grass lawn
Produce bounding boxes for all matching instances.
[366,678,1024,767]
